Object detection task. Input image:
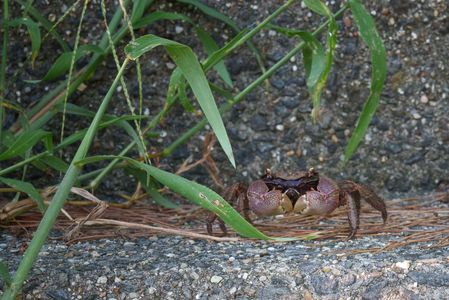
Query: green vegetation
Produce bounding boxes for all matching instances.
[0,0,386,297]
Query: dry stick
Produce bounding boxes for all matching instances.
[83,218,240,242]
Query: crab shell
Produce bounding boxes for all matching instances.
[294,176,341,215]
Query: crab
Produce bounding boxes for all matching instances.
[207,169,387,239]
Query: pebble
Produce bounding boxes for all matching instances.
[97,276,108,284]
[210,275,223,283]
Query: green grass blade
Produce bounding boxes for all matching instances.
[130,0,154,23]
[1,59,130,299]
[0,177,46,213]
[303,0,337,120]
[344,0,387,164]
[125,34,235,167]
[27,44,104,82]
[0,129,51,161]
[133,11,193,28]
[76,155,269,239]
[0,261,11,287]
[126,167,179,208]
[202,28,248,71]
[195,27,233,88]
[177,0,239,30]
[304,0,329,16]
[15,0,70,52]
[40,154,69,172]
[8,18,41,64]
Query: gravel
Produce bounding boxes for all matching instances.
[1,0,449,299]
[1,235,448,299]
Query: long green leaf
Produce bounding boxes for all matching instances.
[0,129,51,160]
[27,44,104,82]
[130,0,154,23]
[195,27,233,88]
[0,261,11,287]
[303,0,337,120]
[345,0,387,163]
[0,177,46,213]
[134,11,193,28]
[76,155,268,239]
[125,34,235,167]
[8,18,41,63]
[126,167,179,208]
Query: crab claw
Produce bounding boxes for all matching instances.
[247,180,293,216]
[293,177,341,216]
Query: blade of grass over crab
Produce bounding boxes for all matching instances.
[125,34,236,167]
[303,0,337,121]
[0,129,51,161]
[8,18,41,64]
[76,155,268,239]
[126,168,179,209]
[76,155,317,241]
[195,27,233,88]
[0,177,46,213]
[1,59,130,300]
[26,44,104,83]
[344,0,387,164]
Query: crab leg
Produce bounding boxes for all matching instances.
[345,190,361,239]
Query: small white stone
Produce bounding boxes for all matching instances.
[242,272,249,280]
[175,26,184,34]
[292,65,298,72]
[229,287,237,294]
[412,112,421,119]
[259,275,267,281]
[210,275,223,283]
[395,261,411,270]
[275,124,284,131]
[97,276,108,284]
[420,94,429,104]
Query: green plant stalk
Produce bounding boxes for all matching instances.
[87,1,298,187]
[202,0,295,70]
[0,0,10,147]
[89,101,174,188]
[1,58,130,300]
[161,4,349,157]
[14,0,129,131]
[0,152,49,177]
[15,0,70,51]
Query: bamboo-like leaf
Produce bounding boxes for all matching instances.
[304,0,329,16]
[27,44,104,82]
[195,27,233,88]
[125,34,235,167]
[8,18,41,63]
[134,11,193,28]
[126,167,178,208]
[202,28,248,71]
[344,0,387,163]
[130,0,154,23]
[40,154,69,172]
[303,0,337,120]
[0,129,51,161]
[76,155,268,238]
[0,261,11,287]
[0,177,46,213]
